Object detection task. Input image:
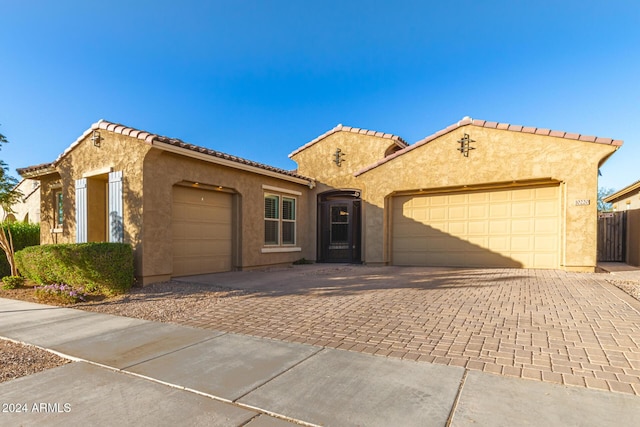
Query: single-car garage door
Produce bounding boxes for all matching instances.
[172,186,232,276]
[392,185,560,268]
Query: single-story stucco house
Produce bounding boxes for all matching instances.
[18,117,621,284]
[605,180,640,212]
[0,178,41,223]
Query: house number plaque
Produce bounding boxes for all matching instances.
[575,199,590,206]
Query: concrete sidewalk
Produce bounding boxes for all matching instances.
[1,298,639,426]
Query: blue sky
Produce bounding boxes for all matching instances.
[1,1,638,192]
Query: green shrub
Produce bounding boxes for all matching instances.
[1,275,24,289]
[0,222,40,278]
[15,242,134,296]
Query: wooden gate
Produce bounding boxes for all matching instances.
[597,211,627,262]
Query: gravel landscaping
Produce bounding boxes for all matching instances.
[0,339,70,383]
[609,279,640,301]
[74,280,251,322]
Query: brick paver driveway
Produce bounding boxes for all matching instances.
[178,265,640,395]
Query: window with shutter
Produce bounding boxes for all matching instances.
[264,193,296,246]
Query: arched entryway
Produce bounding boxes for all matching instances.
[318,190,362,263]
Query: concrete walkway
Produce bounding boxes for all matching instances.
[598,262,640,282]
[1,298,639,426]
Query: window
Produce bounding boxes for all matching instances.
[264,194,296,246]
[54,190,63,228]
[264,194,279,245]
[282,197,296,245]
[330,204,349,249]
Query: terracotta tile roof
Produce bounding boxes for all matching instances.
[354,117,624,177]
[604,179,640,203]
[289,124,408,158]
[19,120,312,183]
[16,162,56,178]
[153,135,311,180]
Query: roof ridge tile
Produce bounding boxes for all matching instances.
[578,135,597,142]
[152,135,309,180]
[288,123,408,158]
[22,119,310,182]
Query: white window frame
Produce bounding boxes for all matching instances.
[53,189,64,233]
[264,193,281,246]
[262,192,301,253]
[281,196,296,246]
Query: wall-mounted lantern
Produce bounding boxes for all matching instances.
[457,133,475,157]
[334,148,345,166]
[91,130,102,147]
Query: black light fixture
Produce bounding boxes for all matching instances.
[91,130,102,147]
[457,133,475,157]
[334,148,345,166]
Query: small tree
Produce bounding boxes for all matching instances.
[0,127,23,276]
[597,187,615,213]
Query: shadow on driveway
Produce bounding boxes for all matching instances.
[172,264,529,298]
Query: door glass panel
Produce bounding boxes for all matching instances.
[330,205,349,248]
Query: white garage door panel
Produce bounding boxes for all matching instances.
[172,186,232,276]
[392,185,560,269]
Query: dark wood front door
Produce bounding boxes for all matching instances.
[318,191,361,263]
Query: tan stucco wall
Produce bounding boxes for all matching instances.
[140,149,312,283]
[291,132,401,190]
[87,177,107,242]
[39,174,62,242]
[39,131,150,275]
[351,126,617,271]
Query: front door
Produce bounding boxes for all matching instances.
[318,191,361,263]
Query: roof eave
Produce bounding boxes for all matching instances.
[16,163,57,179]
[604,180,640,203]
[152,140,313,186]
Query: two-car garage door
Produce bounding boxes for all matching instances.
[172,186,232,276]
[392,185,560,269]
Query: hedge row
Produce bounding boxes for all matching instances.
[0,222,40,278]
[15,242,134,296]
